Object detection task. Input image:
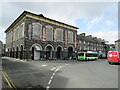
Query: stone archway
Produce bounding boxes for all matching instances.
[68,47,73,59]
[7,48,9,57]
[13,47,15,58]
[20,45,24,59]
[16,46,19,58]
[31,45,42,60]
[45,46,53,60]
[10,48,12,57]
[56,47,62,59]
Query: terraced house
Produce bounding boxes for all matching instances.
[77,33,109,58]
[5,11,78,60]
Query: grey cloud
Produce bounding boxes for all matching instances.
[1,2,118,43]
[2,2,117,28]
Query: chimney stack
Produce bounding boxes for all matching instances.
[93,37,97,40]
[86,35,92,38]
[79,33,86,37]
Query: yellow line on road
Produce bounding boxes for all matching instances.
[2,69,17,89]
[2,71,13,88]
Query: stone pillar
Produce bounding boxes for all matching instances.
[53,51,56,59]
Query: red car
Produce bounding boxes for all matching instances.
[107,51,120,64]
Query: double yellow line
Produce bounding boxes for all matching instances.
[2,69,17,89]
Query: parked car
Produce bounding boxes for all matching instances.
[107,50,120,64]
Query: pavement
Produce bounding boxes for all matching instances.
[1,57,119,89]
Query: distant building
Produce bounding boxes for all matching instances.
[77,33,109,58]
[0,41,3,58]
[5,11,78,60]
[108,44,115,50]
[115,39,120,51]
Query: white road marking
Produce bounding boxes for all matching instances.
[50,76,54,80]
[52,72,55,76]
[51,67,56,71]
[46,65,63,89]
[54,70,58,73]
[41,65,47,67]
[46,86,50,90]
[48,79,52,85]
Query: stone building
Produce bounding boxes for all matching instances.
[77,33,109,58]
[0,41,3,58]
[5,11,78,60]
[115,39,120,51]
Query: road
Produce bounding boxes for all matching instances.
[2,57,118,89]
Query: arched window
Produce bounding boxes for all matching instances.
[28,24,32,40]
[46,26,53,41]
[33,23,42,40]
[79,46,81,50]
[55,28,63,42]
[68,31,73,43]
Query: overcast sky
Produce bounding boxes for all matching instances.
[0,1,119,44]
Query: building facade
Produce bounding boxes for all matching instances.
[5,11,78,60]
[115,39,120,51]
[0,41,3,58]
[77,33,109,58]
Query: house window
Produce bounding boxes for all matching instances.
[55,29,63,42]
[79,46,81,50]
[79,40,81,44]
[28,24,32,40]
[88,42,89,45]
[83,41,86,44]
[42,26,46,41]
[68,31,73,43]
[18,23,25,39]
[33,23,42,40]
[13,29,16,41]
[46,26,53,41]
[21,23,25,38]
[16,26,19,40]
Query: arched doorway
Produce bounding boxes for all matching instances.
[68,47,73,59]
[31,45,41,60]
[20,45,23,59]
[10,48,12,57]
[46,46,53,60]
[13,47,15,58]
[16,47,19,58]
[56,47,62,59]
[8,48,9,57]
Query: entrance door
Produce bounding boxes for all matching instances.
[16,47,19,58]
[46,46,52,60]
[34,49,40,60]
[68,47,73,59]
[32,46,41,60]
[20,46,23,59]
[56,47,62,59]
